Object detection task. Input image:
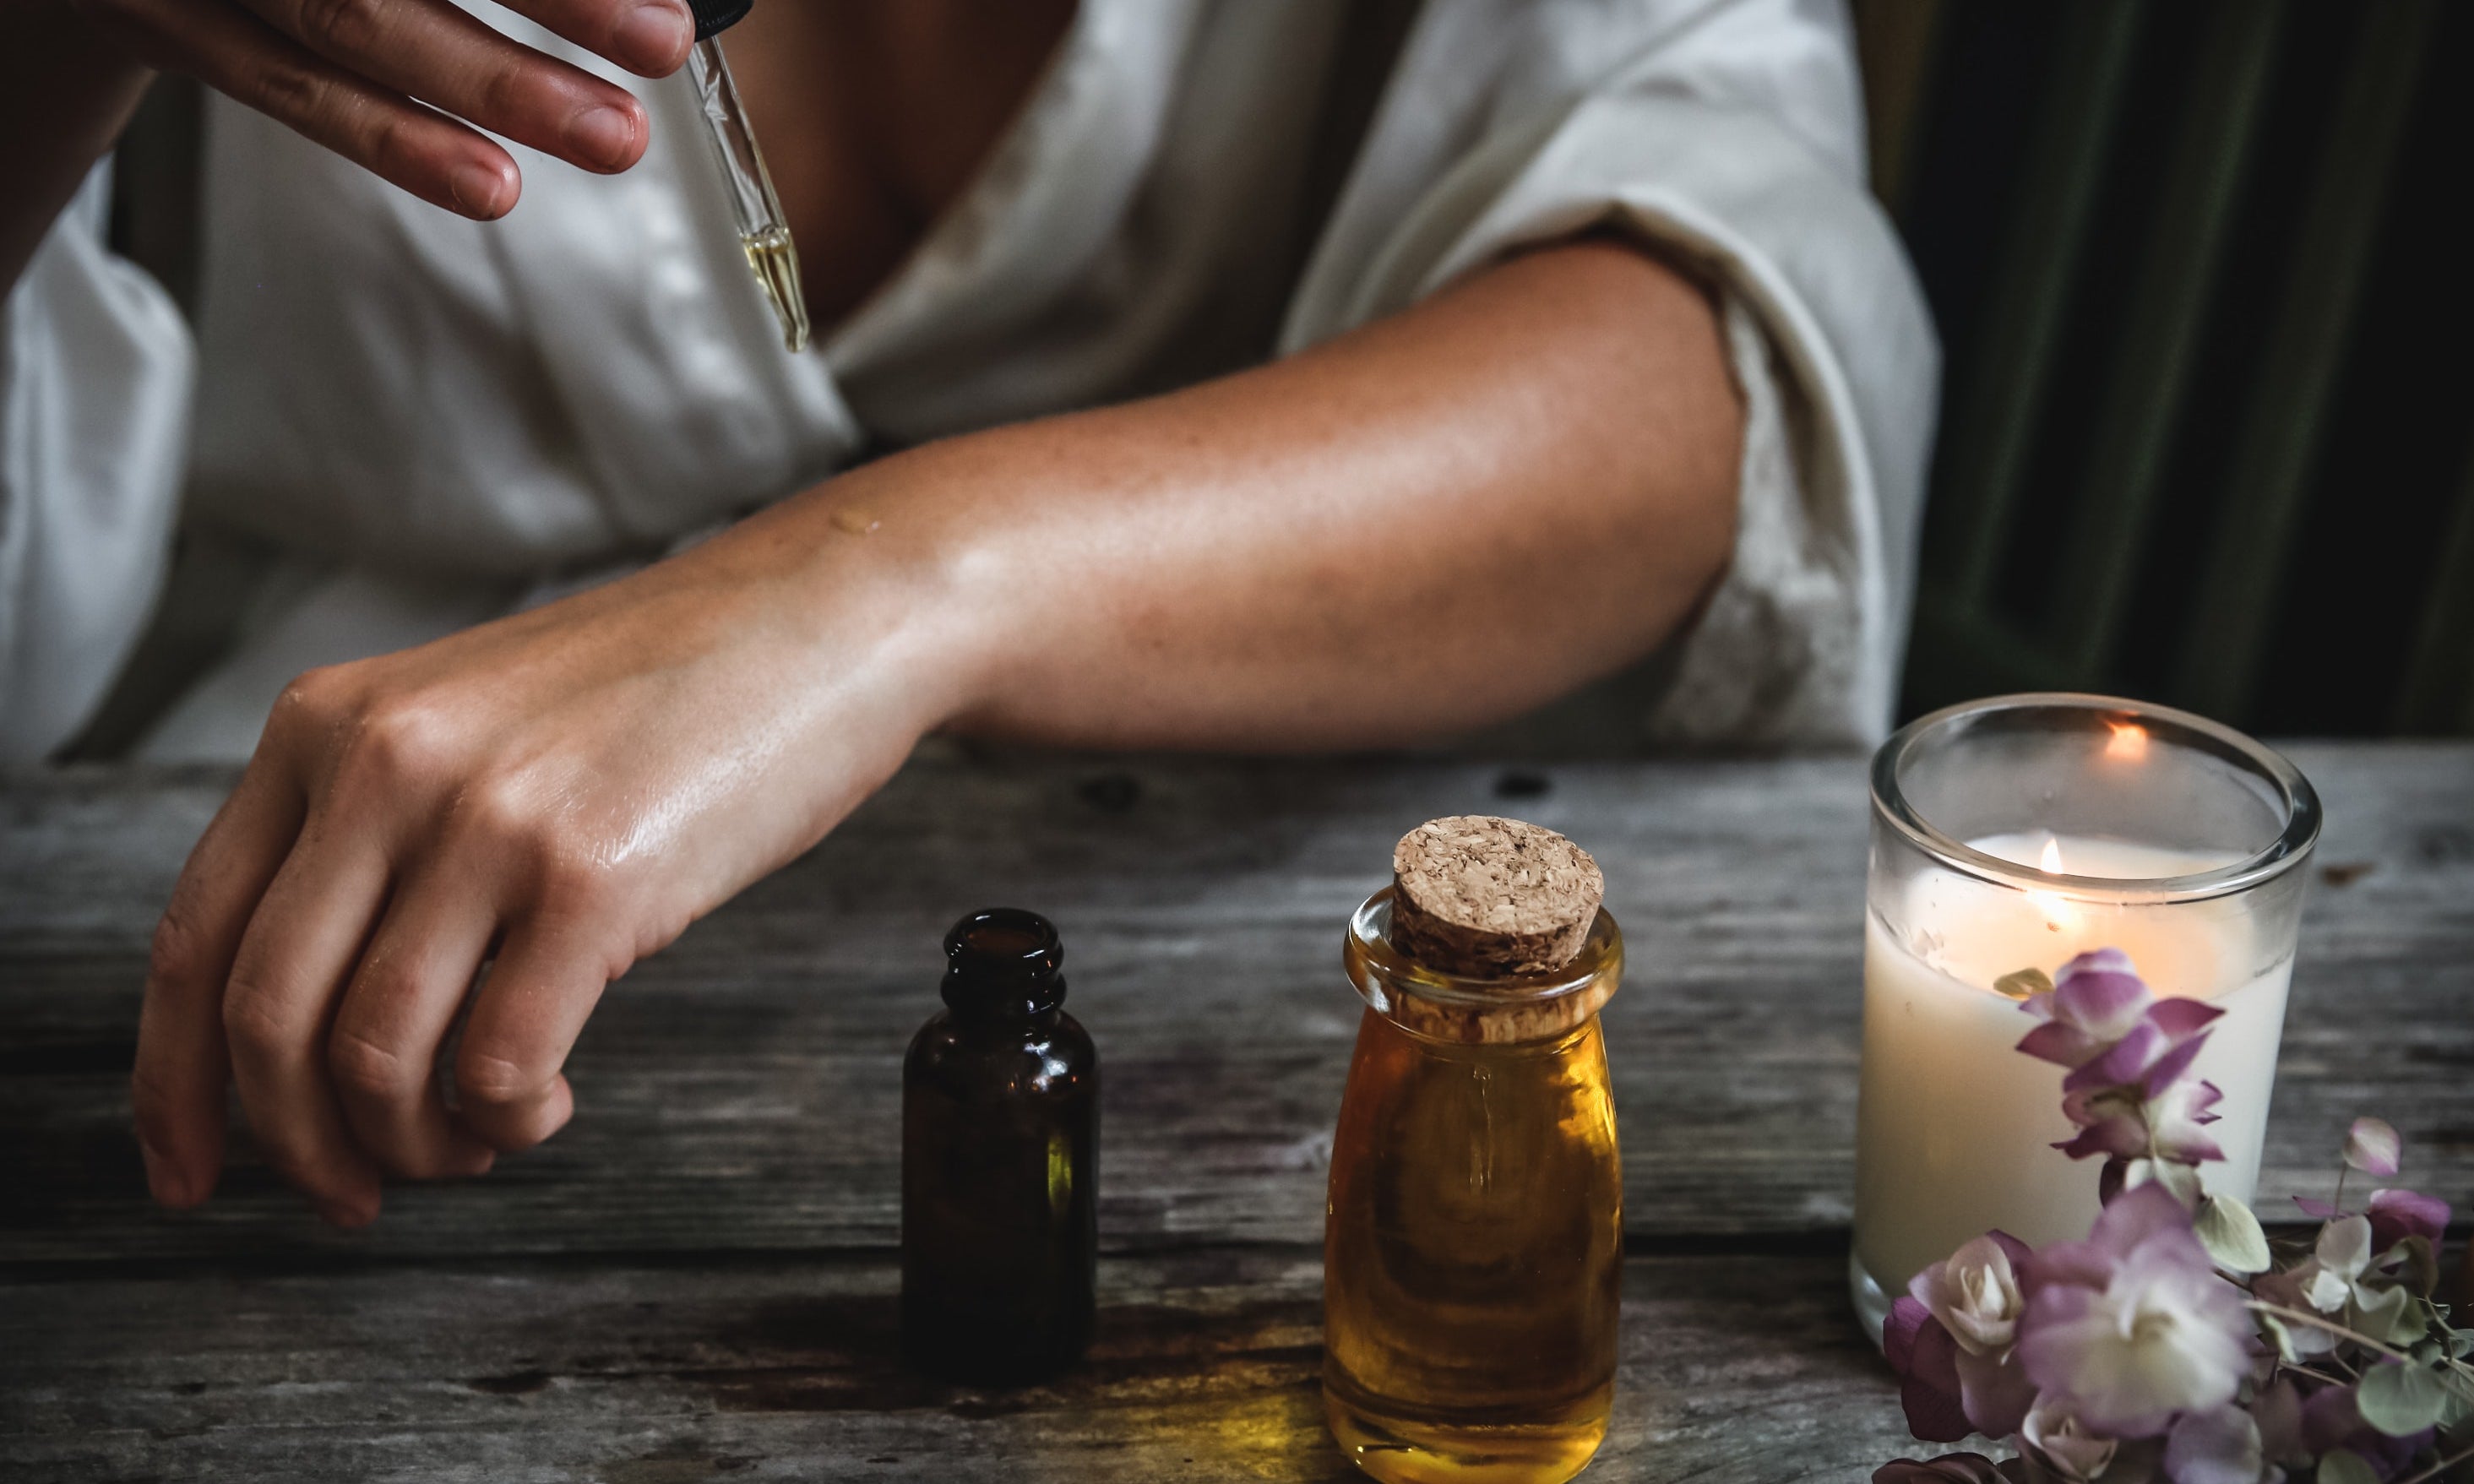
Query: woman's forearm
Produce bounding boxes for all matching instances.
[2,7,150,291]
[128,236,1747,1224]
[776,237,1745,750]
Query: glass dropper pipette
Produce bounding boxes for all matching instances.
[683,0,811,353]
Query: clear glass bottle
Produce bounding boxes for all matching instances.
[902,908,1098,1384]
[1324,889,1624,1484]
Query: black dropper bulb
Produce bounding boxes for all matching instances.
[686,0,751,41]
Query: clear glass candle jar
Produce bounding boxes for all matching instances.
[1324,889,1624,1484]
[1851,693,2319,1337]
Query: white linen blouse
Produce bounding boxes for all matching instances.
[0,0,1936,762]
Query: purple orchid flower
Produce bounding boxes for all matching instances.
[1884,1295,1972,1443]
[2292,1188,2452,1253]
[2015,1185,2251,1438]
[1900,1232,2039,1438]
[2015,949,2156,1068]
[2015,951,2221,1095]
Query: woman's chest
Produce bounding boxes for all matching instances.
[720,0,1079,334]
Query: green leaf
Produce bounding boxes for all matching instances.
[2256,1309,2299,1363]
[2357,1363,2454,1437]
[2317,1449,2381,1484]
[2352,1283,2424,1347]
[1993,966,2053,1000]
[2440,1367,2474,1427]
[2194,1194,2271,1274]
[2383,1233,2440,1297]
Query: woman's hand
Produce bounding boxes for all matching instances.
[72,0,695,218]
[131,509,973,1225]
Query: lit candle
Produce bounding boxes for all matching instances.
[1850,699,2319,1339]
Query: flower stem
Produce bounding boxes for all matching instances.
[2247,1300,2474,1380]
[2247,1301,2415,1364]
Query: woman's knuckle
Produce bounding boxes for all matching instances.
[350,698,457,788]
[538,843,620,911]
[270,664,356,740]
[220,976,291,1063]
[454,1046,537,1112]
[145,905,207,992]
[292,0,389,54]
[326,1024,414,1101]
[247,48,333,126]
[470,57,536,124]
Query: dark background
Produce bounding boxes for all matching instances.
[1859,0,2474,737]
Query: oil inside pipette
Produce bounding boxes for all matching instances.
[688,35,812,354]
[740,226,809,352]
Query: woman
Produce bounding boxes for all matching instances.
[4,0,1933,1226]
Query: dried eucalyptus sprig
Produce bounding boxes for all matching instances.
[1876,952,2471,1484]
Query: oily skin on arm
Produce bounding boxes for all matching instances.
[129,238,1746,1226]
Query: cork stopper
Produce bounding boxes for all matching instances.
[1390,816,1604,976]
[1376,817,1615,1044]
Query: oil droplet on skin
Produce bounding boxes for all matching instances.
[831,508,880,535]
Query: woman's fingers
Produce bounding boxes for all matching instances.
[327,872,501,1182]
[89,0,521,218]
[132,765,306,1209]
[501,0,693,78]
[235,0,655,174]
[220,818,391,1227]
[453,912,615,1153]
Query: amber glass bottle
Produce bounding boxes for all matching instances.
[902,908,1098,1384]
[1324,821,1624,1484]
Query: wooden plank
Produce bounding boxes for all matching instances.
[0,1248,1928,1483]
[3,747,2469,1264]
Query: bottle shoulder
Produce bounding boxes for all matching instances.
[905,1008,1096,1099]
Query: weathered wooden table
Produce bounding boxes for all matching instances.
[3,747,2469,1481]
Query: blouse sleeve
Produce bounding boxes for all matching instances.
[0,162,193,761]
[1280,0,1938,747]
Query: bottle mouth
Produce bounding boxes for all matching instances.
[1342,889,1621,1014]
[943,908,1065,1014]
[946,907,1064,976]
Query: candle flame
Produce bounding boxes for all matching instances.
[2105,720,2149,761]
[2028,834,2075,932]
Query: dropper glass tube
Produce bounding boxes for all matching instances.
[686,30,811,353]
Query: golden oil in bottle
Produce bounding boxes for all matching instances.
[1323,818,1623,1484]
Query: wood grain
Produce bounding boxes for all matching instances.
[3,745,2469,1266]
[0,1248,1925,1483]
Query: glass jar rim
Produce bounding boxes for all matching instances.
[1871,692,2322,905]
[1342,889,1622,1010]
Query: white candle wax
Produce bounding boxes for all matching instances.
[1853,833,2292,1296]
